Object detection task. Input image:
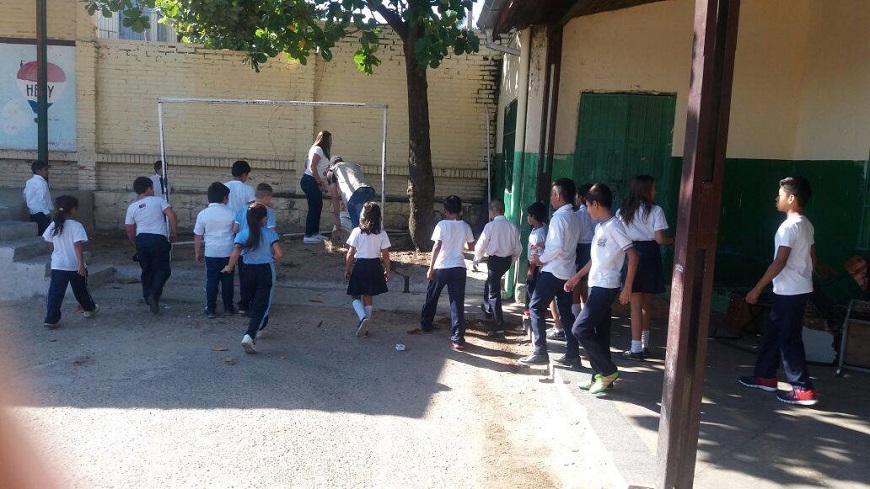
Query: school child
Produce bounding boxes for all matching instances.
[233,183,277,314]
[194,182,237,318]
[617,175,674,361]
[564,183,638,393]
[150,160,168,201]
[42,195,99,328]
[570,183,595,316]
[23,160,53,235]
[344,202,391,337]
[221,203,283,354]
[224,160,255,215]
[474,199,522,339]
[524,202,549,318]
[739,177,818,406]
[409,195,475,352]
[125,177,179,314]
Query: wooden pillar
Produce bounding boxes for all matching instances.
[36,0,49,162]
[536,27,563,201]
[656,1,740,488]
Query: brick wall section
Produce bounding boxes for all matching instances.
[0,0,78,40]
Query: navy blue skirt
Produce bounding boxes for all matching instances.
[347,258,388,296]
[625,240,665,294]
[575,242,592,268]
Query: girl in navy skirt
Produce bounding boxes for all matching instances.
[345,202,391,337]
[617,175,674,361]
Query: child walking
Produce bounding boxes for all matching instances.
[739,177,818,406]
[571,183,595,316]
[564,183,638,393]
[233,183,277,314]
[222,203,283,354]
[410,195,475,351]
[194,182,237,318]
[43,196,99,328]
[617,175,673,361]
[474,199,522,339]
[344,202,391,337]
[524,202,549,327]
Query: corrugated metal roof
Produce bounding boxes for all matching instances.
[478,0,669,35]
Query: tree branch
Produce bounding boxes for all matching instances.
[372,3,407,39]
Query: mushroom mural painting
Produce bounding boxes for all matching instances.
[0,43,76,151]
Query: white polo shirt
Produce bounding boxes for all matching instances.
[528,224,548,263]
[23,174,53,215]
[575,205,595,244]
[194,203,236,258]
[432,219,474,269]
[224,180,255,215]
[772,214,814,295]
[43,219,88,271]
[347,228,391,259]
[474,215,522,262]
[125,196,170,236]
[588,216,634,289]
[539,204,581,280]
[618,205,668,242]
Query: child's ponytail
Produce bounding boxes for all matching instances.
[51,195,79,237]
[243,202,267,251]
[618,175,655,226]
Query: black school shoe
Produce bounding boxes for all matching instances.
[518,353,549,365]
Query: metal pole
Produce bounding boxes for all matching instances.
[485,105,491,205]
[381,106,388,227]
[157,101,169,204]
[36,0,48,162]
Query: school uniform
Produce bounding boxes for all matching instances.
[42,219,97,325]
[234,204,276,311]
[753,214,815,389]
[571,216,633,378]
[419,219,475,344]
[529,204,581,358]
[300,145,327,237]
[346,227,391,296]
[235,227,280,339]
[525,224,548,311]
[224,179,256,215]
[23,174,53,235]
[125,195,172,305]
[194,203,236,314]
[150,173,168,201]
[474,215,522,333]
[575,204,595,269]
[618,205,668,294]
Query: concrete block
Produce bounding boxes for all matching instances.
[0,221,38,241]
[0,237,50,261]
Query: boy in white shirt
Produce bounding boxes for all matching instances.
[194,182,237,318]
[564,183,638,394]
[740,176,818,406]
[23,160,53,235]
[411,195,475,351]
[224,160,256,215]
[125,177,179,314]
[150,160,168,201]
[474,199,521,339]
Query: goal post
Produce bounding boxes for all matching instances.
[156,97,389,227]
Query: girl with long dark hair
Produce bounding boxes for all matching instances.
[344,202,391,337]
[300,130,332,244]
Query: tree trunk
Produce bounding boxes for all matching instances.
[402,26,435,251]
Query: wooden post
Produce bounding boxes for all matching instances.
[656,1,740,488]
[36,0,49,162]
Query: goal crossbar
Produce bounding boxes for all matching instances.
[156,97,389,227]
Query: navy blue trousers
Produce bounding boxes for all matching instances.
[300,174,322,237]
[31,212,51,236]
[754,293,813,388]
[483,255,513,332]
[136,233,171,303]
[242,263,275,339]
[572,286,620,377]
[44,269,96,324]
[420,267,467,343]
[529,271,578,357]
[347,187,376,228]
[205,256,234,313]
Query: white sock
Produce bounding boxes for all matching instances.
[631,340,643,354]
[571,303,582,316]
[364,305,373,319]
[352,299,366,321]
[641,330,650,350]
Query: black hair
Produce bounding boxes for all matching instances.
[31,160,48,174]
[231,160,251,177]
[577,183,593,202]
[444,195,462,215]
[51,195,79,237]
[526,202,549,225]
[780,176,811,207]
[154,160,163,172]
[552,178,576,206]
[360,201,382,235]
[489,199,505,214]
[243,202,268,251]
[618,175,656,226]
[586,183,614,209]
[207,182,230,204]
[133,176,154,195]
[255,183,273,199]
[314,131,332,159]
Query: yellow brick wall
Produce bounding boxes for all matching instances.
[0,0,78,40]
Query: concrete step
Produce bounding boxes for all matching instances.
[0,220,38,241]
[87,264,115,289]
[0,236,50,261]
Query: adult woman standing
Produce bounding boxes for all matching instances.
[301,131,332,244]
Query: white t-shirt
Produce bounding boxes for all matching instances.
[588,216,634,289]
[432,219,474,269]
[304,145,328,177]
[125,196,171,236]
[193,203,236,258]
[150,174,167,201]
[528,224,548,263]
[772,214,815,295]
[618,205,668,242]
[347,228,391,259]
[23,174,53,215]
[331,162,372,205]
[575,205,595,244]
[43,219,88,271]
[539,204,581,280]
[224,180,255,215]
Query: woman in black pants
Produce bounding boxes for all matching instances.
[300,131,332,244]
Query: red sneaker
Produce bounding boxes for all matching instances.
[738,376,777,392]
[776,387,818,406]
